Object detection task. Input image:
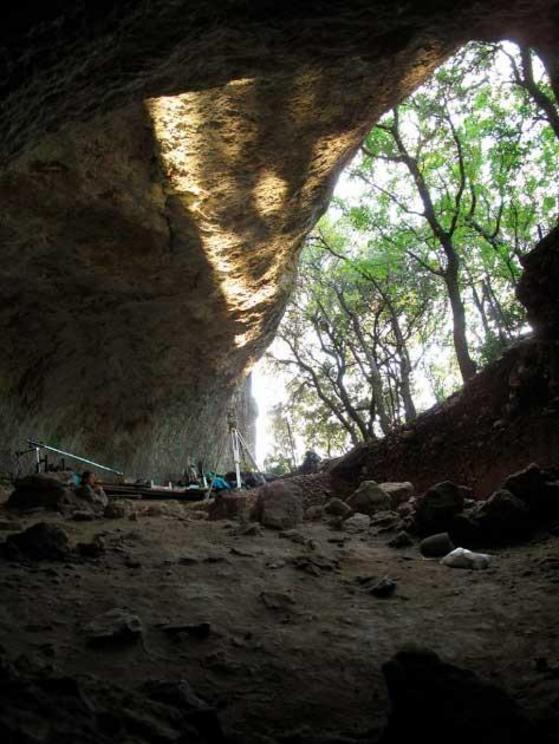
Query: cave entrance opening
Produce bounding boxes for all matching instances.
[255,38,558,477]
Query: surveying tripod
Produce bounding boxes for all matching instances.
[227,410,259,489]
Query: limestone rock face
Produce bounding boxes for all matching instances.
[0,2,557,477]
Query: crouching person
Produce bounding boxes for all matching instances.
[76,470,108,510]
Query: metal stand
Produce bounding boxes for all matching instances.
[25,439,123,476]
[228,411,259,489]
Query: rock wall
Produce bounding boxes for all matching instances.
[0,1,558,477]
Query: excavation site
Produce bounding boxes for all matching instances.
[0,2,558,742]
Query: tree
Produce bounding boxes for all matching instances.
[266,41,559,457]
[268,226,432,450]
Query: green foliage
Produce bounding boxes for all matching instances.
[266,40,558,458]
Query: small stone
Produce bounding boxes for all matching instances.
[177,555,200,565]
[343,513,370,533]
[388,531,414,548]
[324,497,352,518]
[279,529,307,544]
[203,553,228,563]
[441,547,490,570]
[77,535,106,558]
[420,532,455,558]
[160,622,211,640]
[190,510,209,521]
[236,523,262,537]
[84,608,143,645]
[230,547,255,557]
[260,591,295,611]
[289,554,337,575]
[304,505,324,521]
[370,576,397,598]
[124,557,142,568]
[104,501,135,519]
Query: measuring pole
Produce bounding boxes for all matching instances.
[230,428,242,489]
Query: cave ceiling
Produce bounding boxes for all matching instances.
[0,0,557,476]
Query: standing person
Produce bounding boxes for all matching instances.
[299,450,321,474]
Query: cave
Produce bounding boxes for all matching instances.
[0,2,558,742]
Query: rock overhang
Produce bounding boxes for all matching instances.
[0,0,557,476]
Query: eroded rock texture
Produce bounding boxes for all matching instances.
[0,1,557,476]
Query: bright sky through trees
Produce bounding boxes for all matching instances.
[253,41,558,471]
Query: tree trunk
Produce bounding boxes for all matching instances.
[445,266,477,381]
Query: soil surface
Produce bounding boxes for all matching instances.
[0,498,558,742]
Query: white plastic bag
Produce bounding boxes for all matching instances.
[440,547,490,570]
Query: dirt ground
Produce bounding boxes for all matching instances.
[0,498,558,743]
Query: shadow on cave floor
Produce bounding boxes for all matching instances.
[0,497,557,743]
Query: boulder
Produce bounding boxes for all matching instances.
[324,497,352,518]
[346,481,391,516]
[381,646,536,743]
[370,510,400,531]
[379,481,415,509]
[419,532,454,558]
[449,512,484,548]
[3,522,71,561]
[6,475,72,512]
[504,462,547,503]
[254,481,304,530]
[414,481,466,535]
[207,491,258,522]
[472,489,531,540]
[504,463,559,518]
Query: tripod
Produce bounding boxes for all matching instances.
[228,411,259,489]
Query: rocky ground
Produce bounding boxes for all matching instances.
[0,486,558,743]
